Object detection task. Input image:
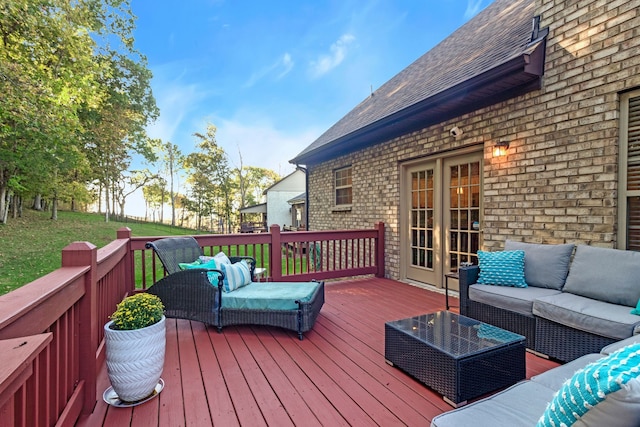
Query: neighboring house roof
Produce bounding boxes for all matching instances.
[291,0,547,165]
[239,203,267,214]
[287,192,306,205]
[262,169,305,195]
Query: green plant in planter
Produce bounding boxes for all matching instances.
[110,293,165,330]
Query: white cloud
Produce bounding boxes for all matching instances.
[243,52,295,88]
[214,114,322,175]
[309,33,356,79]
[145,66,208,143]
[464,0,484,20]
[278,53,294,79]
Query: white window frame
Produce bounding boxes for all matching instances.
[334,166,353,207]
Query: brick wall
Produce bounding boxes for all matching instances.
[308,0,640,280]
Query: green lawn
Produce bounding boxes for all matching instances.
[0,210,194,295]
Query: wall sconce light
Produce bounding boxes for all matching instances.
[493,140,510,157]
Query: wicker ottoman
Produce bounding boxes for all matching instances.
[385,311,525,407]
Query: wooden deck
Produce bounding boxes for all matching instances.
[78,278,558,426]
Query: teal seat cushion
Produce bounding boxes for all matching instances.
[221,282,320,310]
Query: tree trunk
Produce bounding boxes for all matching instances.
[0,187,8,224]
[160,188,165,224]
[50,195,58,220]
[104,179,110,222]
[11,194,19,218]
[32,194,43,211]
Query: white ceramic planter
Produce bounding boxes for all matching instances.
[104,315,166,402]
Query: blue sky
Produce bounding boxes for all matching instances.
[131,0,491,179]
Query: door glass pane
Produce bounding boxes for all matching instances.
[410,168,434,270]
[450,211,458,229]
[448,160,481,271]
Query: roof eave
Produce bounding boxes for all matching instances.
[290,42,546,166]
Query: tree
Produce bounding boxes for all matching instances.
[113,170,156,220]
[184,124,233,232]
[142,178,168,223]
[80,53,158,222]
[0,0,102,223]
[154,141,183,227]
[0,0,158,224]
[235,166,280,208]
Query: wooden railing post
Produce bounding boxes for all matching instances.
[117,227,134,294]
[269,224,283,281]
[375,222,385,278]
[62,242,98,415]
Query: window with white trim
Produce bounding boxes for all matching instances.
[618,90,640,250]
[335,166,352,206]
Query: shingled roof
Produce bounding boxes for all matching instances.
[290,0,547,165]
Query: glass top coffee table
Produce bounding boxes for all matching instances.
[385,311,525,407]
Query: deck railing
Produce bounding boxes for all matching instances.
[135,223,385,288]
[0,223,384,426]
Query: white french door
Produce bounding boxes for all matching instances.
[403,152,482,287]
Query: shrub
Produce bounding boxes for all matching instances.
[110,293,165,330]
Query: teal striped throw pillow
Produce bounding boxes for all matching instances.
[477,250,527,287]
[537,343,640,427]
[220,260,252,292]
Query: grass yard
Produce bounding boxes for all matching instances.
[0,210,194,295]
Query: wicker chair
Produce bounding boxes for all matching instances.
[144,236,324,339]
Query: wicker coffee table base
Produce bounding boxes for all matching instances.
[385,318,525,407]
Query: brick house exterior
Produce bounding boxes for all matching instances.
[291,0,640,285]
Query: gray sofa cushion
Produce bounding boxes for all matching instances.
[430,381,554,427]
[530,353,602,390]
[469,284,561,316]
[601,335,640,355]
[432,348,640,427]
[532,292,640,340]
[504,240,574,290]
[563,245,640,307]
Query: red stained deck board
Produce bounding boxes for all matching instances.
[233,329,320,427]
[224,330,295,427]
[319,304,452,415]
[251,327,351,427]
[129,395,160,427]
[175,319,213,426]
[303,322,433,425]
[208,326,266,426]
[289,330,406,425]
[80,278,559,426]
[192,323,239,427]
[268,329,380,426]
[158,317,186,427]
[312,319,448,419]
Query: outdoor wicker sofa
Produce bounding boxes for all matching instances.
[431,335,640,427]
[459,241,640,362]
[144,236,324,340]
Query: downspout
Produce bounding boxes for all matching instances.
[296,165,309,231]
